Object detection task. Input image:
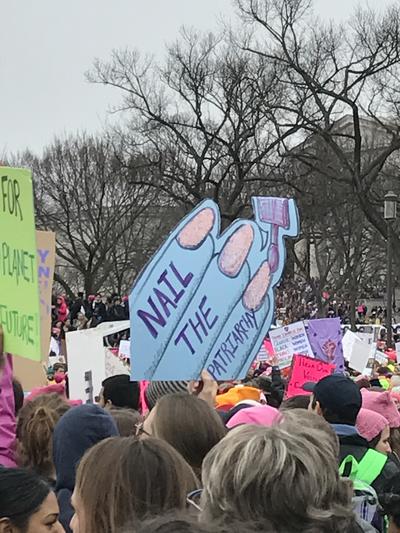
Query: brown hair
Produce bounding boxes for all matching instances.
[75,437,199,533]
[280,395,311,411]
[151,393,226,477]
[133,512,268,533]
[16,393,70,479]
[390,427,400,457]
[108,407,142,437]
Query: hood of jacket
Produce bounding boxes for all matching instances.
[53,403,118,492]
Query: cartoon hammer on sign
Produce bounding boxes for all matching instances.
[254,197,291,274]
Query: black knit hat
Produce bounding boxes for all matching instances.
[145,381,189,410]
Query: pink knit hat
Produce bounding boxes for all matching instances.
[25,383,82,407]
[226,404,281,429]
[361,389,400,428]
[356,408,389,442]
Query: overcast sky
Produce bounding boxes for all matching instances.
[0,0,395,155]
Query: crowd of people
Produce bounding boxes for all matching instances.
[276,280,397,326]
[50,284,395,351]
[49,293,130,359]
[3,324,400,532]
[52,293,129,332]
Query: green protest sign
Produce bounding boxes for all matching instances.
[0,167,41,360]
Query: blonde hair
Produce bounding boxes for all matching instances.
[75,437,199,533]
[201,424,356,532]
[16,393,70,479]
[280,409,340,457]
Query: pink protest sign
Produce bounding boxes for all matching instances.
[286,354,335,399]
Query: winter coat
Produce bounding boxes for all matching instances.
[57,297,69,323]
[337,430,399,494]
[0,355,16,467]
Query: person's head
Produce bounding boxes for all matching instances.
[53,404,119,493]
[71,437,199,533]
[378,367,392,377]
[95,293,102,303]
[77,292,84,299]
[225,404,281,429]
[280,394,311,411]
[133,514,211,533]
[134,513,262,533]
[391,375,400,389]
[108,407,141,437]
[99,375,140,410]
[12,378,24,416]
[361,389,400,429]
[0,467,63,532]
[52,363,67,374]
[16,393,70,480]
[143,393,226,477]
[145,381,189,411]
[280,409,340,457]
[380,475,400,533]
[201,423,356,531]
[307,375,362,426]
[356,407,391,454]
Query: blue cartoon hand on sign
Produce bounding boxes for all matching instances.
[130,197,299,381]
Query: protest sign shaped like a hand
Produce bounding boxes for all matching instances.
[130,196,299,381]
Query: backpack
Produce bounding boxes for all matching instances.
[339,450,387,525]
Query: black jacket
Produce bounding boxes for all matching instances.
[69,298,83,322]
[338,433,400,494]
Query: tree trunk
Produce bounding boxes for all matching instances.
[349,279,357,331]
[54,273,75,299]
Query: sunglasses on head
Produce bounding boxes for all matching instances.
[134,421,151,437]
[186,489,203,512]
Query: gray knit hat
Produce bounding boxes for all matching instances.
[145,381,189,410]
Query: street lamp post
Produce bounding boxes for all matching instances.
[384,191,397,348]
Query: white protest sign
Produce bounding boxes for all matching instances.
[66,321,130,402]
[105,348,130,378]
[357,332,377,358]
[396,343,400,365]
[375,351,388,366]
[269,321,313,369]
[348,336,370,373]
[342,330,376,374]
[118,340,131,359]
[342,330,359,361]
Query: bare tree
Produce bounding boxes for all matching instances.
[20,135,154,295]
[238,0,400,261]
[89,28,301,223]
